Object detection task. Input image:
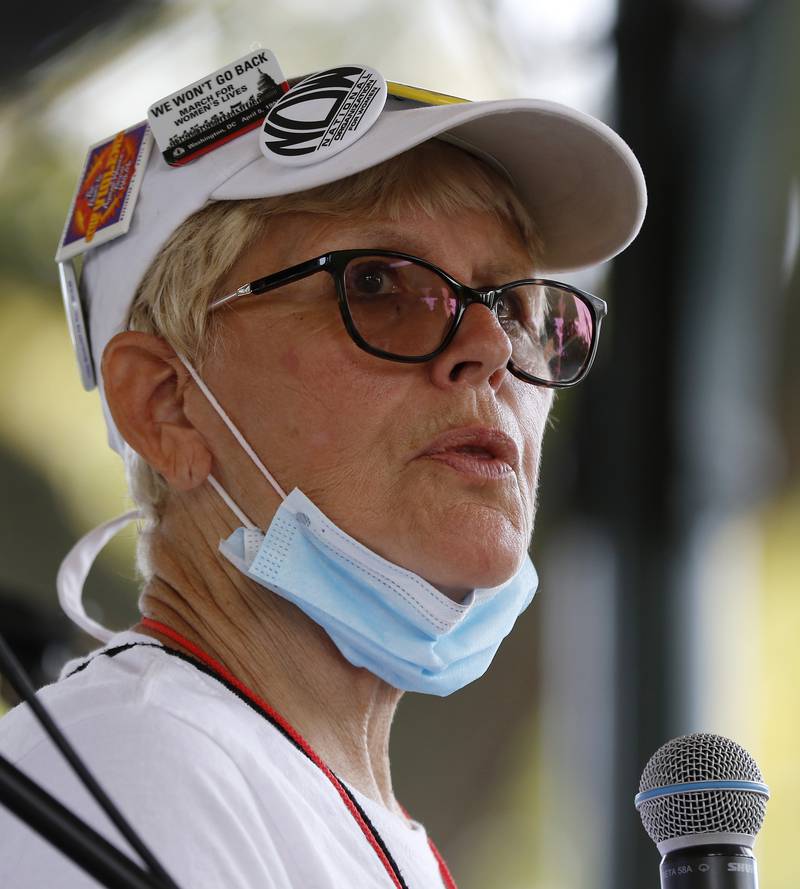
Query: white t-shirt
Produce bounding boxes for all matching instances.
[0,631,450,888]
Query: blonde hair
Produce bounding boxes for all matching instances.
[125,140,542,563]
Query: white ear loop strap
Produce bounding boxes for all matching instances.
[207,475,256,529]
[56,355,284,639]
[57,509,141,643]
[177,354,288,522]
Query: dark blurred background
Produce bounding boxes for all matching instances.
[1,1,798,887]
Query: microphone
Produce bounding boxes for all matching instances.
[635,733,769,888]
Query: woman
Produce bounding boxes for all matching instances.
[0,65,645,888]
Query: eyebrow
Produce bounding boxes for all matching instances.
[347,224,535,281]
[353,225,433,257]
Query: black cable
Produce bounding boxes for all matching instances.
[0,630,180,889]
[0,752,164,889]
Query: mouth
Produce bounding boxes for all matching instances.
[416,427,519,480]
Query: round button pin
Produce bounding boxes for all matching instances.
[260,65,388,166]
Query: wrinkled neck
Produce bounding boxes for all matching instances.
[134,483,405,815]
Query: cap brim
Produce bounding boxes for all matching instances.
[212,98,646,274]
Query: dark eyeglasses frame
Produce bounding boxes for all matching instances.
[210,249,608,388]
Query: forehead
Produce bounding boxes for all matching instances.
[232,207,536,288]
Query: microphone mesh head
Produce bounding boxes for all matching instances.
[638,732,767,845]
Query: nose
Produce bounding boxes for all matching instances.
[427,302,512,391]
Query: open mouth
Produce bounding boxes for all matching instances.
[448,445,495,459]
[418,429,519,479]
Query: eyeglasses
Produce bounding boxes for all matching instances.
[211,249,607,388]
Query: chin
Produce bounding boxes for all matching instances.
[387,493,533,595]
[424,541,525,597]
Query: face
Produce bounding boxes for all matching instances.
[192,204,554,600]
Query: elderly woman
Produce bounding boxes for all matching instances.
[0,63,644,888]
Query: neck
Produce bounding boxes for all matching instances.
[133,486,404,815]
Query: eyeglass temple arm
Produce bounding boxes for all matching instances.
[210,257,328,310]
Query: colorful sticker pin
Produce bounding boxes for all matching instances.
[55,121,153,262]
[147,49,288,166]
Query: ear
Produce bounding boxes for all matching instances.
[101,332,212,491]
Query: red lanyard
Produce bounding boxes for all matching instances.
[142,618,457,889]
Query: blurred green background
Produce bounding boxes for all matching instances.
[1,1,798,887]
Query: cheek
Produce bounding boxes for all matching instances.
[210,312,347,450]
[514,385,554,495]
[278,345,301,376]
[270,329,410,465]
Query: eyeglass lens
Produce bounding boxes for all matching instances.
[343,256,594,384]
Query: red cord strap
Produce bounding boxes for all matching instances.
[142,618,457,889]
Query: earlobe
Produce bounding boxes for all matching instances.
[102,331,212,491]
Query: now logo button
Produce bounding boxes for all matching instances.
[260,65,387,165]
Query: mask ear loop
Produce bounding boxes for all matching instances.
[57,506,141,643]
[176,354,288,523]
[56,354,286,641]
[206,476,256,529]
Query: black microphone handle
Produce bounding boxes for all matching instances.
[0,752,167,889]
[660,845,758,889]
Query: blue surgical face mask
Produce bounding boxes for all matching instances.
[218,487,538,696]
[57,354,538,695]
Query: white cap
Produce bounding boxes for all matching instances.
[74,74,647,455]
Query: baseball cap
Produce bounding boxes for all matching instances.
[57,59,647,456]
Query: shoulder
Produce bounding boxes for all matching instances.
[0,633,304,888]
[1,630,308,784]
[2,634,233,756]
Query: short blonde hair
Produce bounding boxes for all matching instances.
[124,140,543,560]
